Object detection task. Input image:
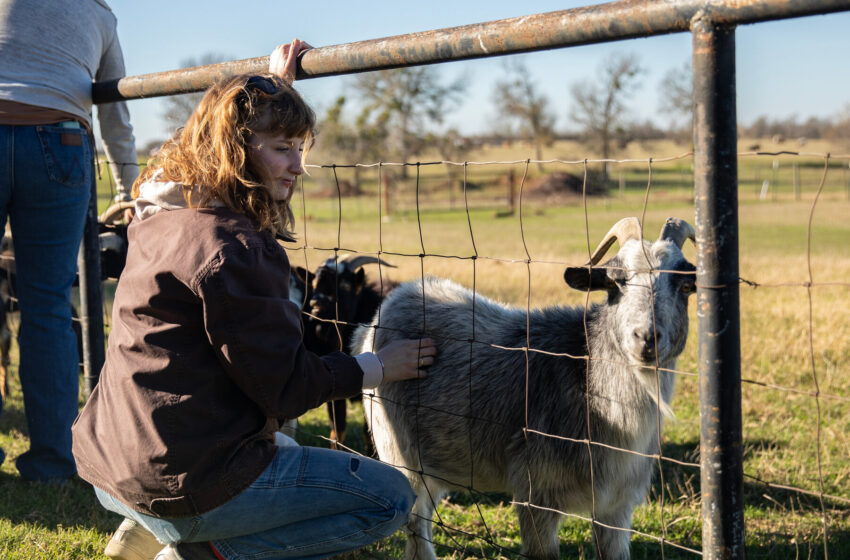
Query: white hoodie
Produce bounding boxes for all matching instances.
[133,173,211,221]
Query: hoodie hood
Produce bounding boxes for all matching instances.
[134,172,210,221]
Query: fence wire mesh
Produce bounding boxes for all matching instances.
[1,145,843,557]
[163,148,842,557]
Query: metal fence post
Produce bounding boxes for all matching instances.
[78,163,105,398]
[692,14,746,560]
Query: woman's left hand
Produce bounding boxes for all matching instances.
[269,39,313,83]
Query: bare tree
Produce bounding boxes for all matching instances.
[492,58,556,170]
[828,103,850,139]
[658,60,693,138]
[161,53,232,135]
[425,128,472,208]
[316,95,389,191]
[570,52,644,165]
[353,66,465,177]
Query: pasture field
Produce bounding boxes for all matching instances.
[1,141,848,558]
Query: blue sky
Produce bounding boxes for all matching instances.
[100,1,850,149]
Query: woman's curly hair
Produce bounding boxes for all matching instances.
[133,74,316,239]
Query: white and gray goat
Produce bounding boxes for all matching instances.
[353,217,696,560]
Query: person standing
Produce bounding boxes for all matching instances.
[0,0,139,482]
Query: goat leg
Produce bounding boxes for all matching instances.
[326,398,347,449]
[516,502,561,559]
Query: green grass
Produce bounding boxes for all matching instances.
[1,142,849,558]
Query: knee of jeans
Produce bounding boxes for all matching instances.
[398,484,416,518]
[354,457,414,515]
[380,465,415,518]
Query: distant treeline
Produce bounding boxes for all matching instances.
[739,113,850,141]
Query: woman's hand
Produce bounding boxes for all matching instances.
[377,338,437,383]
[269,39,312,83]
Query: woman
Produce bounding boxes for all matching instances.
[72,40,436,560]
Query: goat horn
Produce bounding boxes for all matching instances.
[658,217,696,249]
[587,217,644,265]
[99,201,135,224]
[337,254,396,270]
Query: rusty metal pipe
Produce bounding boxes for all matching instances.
[93,0,850,103]
[692,14,745,560]
[79,159,106,396]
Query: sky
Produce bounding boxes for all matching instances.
[97,1,850,151]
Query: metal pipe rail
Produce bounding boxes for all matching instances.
[692,17,745,560]
[92,0,850,103]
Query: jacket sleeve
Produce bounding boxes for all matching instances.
[194,242,364,420]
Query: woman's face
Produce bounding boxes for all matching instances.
[247,131,306,202]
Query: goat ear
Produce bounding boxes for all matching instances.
[353,267,365,286]
[564,267,611,292]
[293,266,309,284]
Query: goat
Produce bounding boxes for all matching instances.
[93,201,134,283]
[353,217,696,560]
[288,263,314,315]
[0,202,131,398]
[305,254,395,453]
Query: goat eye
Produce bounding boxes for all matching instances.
[606,271,627,290]
[680,280,695,294]
[613,276,630,290]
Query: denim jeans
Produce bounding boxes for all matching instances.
[95,443,416,559]
[0,123,91,481]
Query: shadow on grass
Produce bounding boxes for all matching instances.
[1,371,120,535]
[0,399,27,436]
[655,439,850,513]
[4,398,838,558]
[374,436,850,559]
[0,472,119,532]
[299,404,850,558]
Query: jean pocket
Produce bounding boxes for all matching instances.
[36,126,91,188]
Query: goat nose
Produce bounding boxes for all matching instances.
[633,328,662,343]
[633,328,661,360]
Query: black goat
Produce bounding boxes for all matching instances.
[288,264,314,316]
[304,254,395,453]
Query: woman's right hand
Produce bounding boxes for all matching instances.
[376,338,437,383]
[269,38,312,83]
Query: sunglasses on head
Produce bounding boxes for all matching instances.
[244,75,278,95]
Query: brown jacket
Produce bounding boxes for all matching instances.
[72,207,363,517]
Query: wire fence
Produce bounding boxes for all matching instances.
[39,146,841,555]
[0,139,844,557]
[292,157,702,558]
[215,150,846,557]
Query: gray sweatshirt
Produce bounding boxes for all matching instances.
[0,0,138,200]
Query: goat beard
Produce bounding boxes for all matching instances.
[634,364,676,421]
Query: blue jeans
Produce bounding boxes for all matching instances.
[0,123,91,481]
[95,444,416,559]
